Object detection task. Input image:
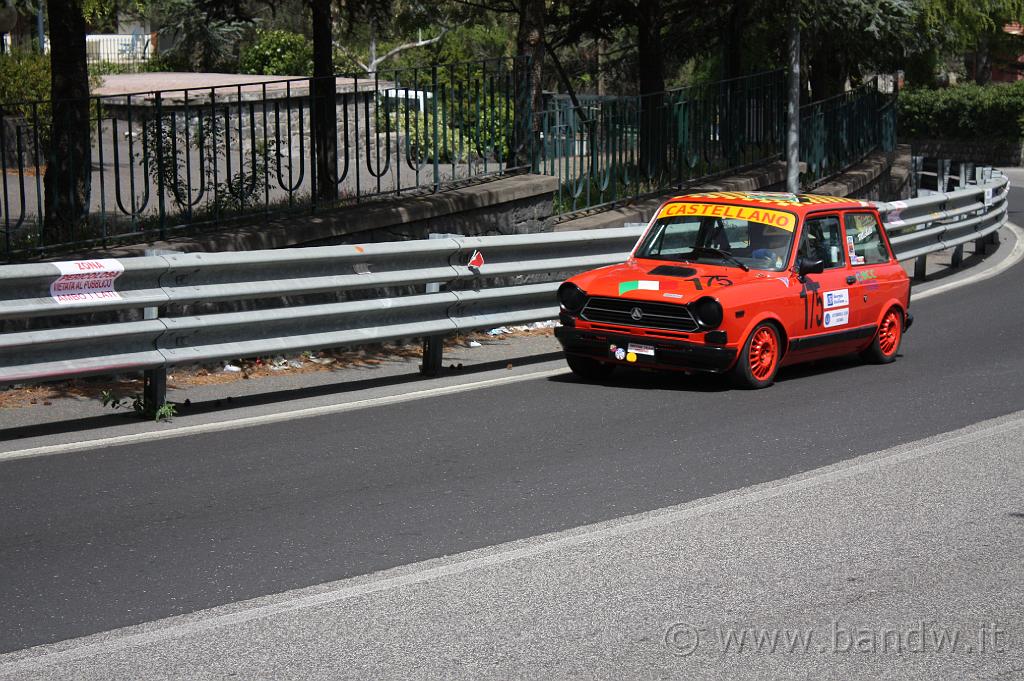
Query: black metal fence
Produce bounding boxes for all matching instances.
[0,58,896,262]
[800,78,897,187]
[1,57,528,260]
[534,70,787,214]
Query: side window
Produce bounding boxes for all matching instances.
[844,213,890,265]
[798,215,845,269]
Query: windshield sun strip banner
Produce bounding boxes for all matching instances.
[656,202,796,232]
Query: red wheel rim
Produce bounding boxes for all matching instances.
[878,309,902,356]
[749,327,778,380]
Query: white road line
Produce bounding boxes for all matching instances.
[3,411,1022,675]
[0,368,570,464]
[914,221,1024,301]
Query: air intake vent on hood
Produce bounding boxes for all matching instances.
[648,265,697,278]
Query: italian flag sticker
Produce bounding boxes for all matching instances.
[618,280,659,295]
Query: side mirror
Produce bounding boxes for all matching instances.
[798,257,825,277]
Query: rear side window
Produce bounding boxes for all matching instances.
[844,213,890,265]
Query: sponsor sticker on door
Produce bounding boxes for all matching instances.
[823,308,849,328]
[823,288,849,309]
[50,259,125,304]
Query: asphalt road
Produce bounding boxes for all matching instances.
[0,178,1022,661]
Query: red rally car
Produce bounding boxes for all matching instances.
[554,191,912,389]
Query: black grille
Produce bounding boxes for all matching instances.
[581,297,700,332]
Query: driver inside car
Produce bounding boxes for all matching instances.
[750,224,790,270]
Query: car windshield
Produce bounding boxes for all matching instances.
[635,203,798,272]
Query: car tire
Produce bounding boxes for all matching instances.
[731,322,782,389]
[861,307,903,364]
[566,355,615,381]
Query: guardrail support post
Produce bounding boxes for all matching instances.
[913,254,928,282]
[420,232,459,378]
[910,155,923,197]
[951,244,964,268]
[937,158,950,193]
[143,363,167,419]
[142,296,167,417]
[142,248,170,417]
[420,337,443,377]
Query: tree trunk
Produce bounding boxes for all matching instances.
[785,1,800,194]
[513,0,545,169]
[310,0,338,203]
[723,0,746,79]
[43,0,90,239]
[973,35,992,85]
[637,0,665,179]
[808,48,845,102]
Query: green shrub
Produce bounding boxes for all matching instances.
[0,49,51,110]
[379,100,514,164]
[0,50,52,155]
[239,29,313,77]
[898,82,1024,141]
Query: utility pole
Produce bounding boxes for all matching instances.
[785,0,800,194]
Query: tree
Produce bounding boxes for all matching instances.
[310,0,337,202]
[514,0,544,167]
[44,0,90,237]
[144,0,250,71]
[917,0,1024,83]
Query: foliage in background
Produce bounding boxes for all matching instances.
[240,29,314,76]
[0,49,50,107]
[0,49,52,151]
[140,111,278,216]
[146,0,249,71]
[379,100,514,163]
[898,81,1024,139]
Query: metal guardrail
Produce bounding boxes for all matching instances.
[0,174,1010,412]
[878,170,1009,276]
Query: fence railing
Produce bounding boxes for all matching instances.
[86,33,153,70]
[0,173,1008,414]
[800,79,897,187]
[534,70,786,214]
[0,56,528,262]
[0,62,899,263]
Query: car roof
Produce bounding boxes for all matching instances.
[665,191,872,215]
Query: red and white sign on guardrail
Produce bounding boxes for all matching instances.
[49,259,124,305]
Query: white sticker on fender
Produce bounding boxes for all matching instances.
[823,308,849,328]
[823,288,849,309]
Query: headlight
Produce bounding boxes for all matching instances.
[558,282,588,313]
[692,296,723,329]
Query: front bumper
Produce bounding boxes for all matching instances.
[555,326,737,373]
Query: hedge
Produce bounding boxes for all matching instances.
[898,81,1024,141]
[239,29,313,77]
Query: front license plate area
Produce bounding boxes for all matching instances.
[628,343,655,357]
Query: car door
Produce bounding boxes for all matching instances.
[787,213,862,359]
[842,211,898,330]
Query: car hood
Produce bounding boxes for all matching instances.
[569,258,790,303]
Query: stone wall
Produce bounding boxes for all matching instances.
[96,173,559,258]
[905,138,1023,168]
